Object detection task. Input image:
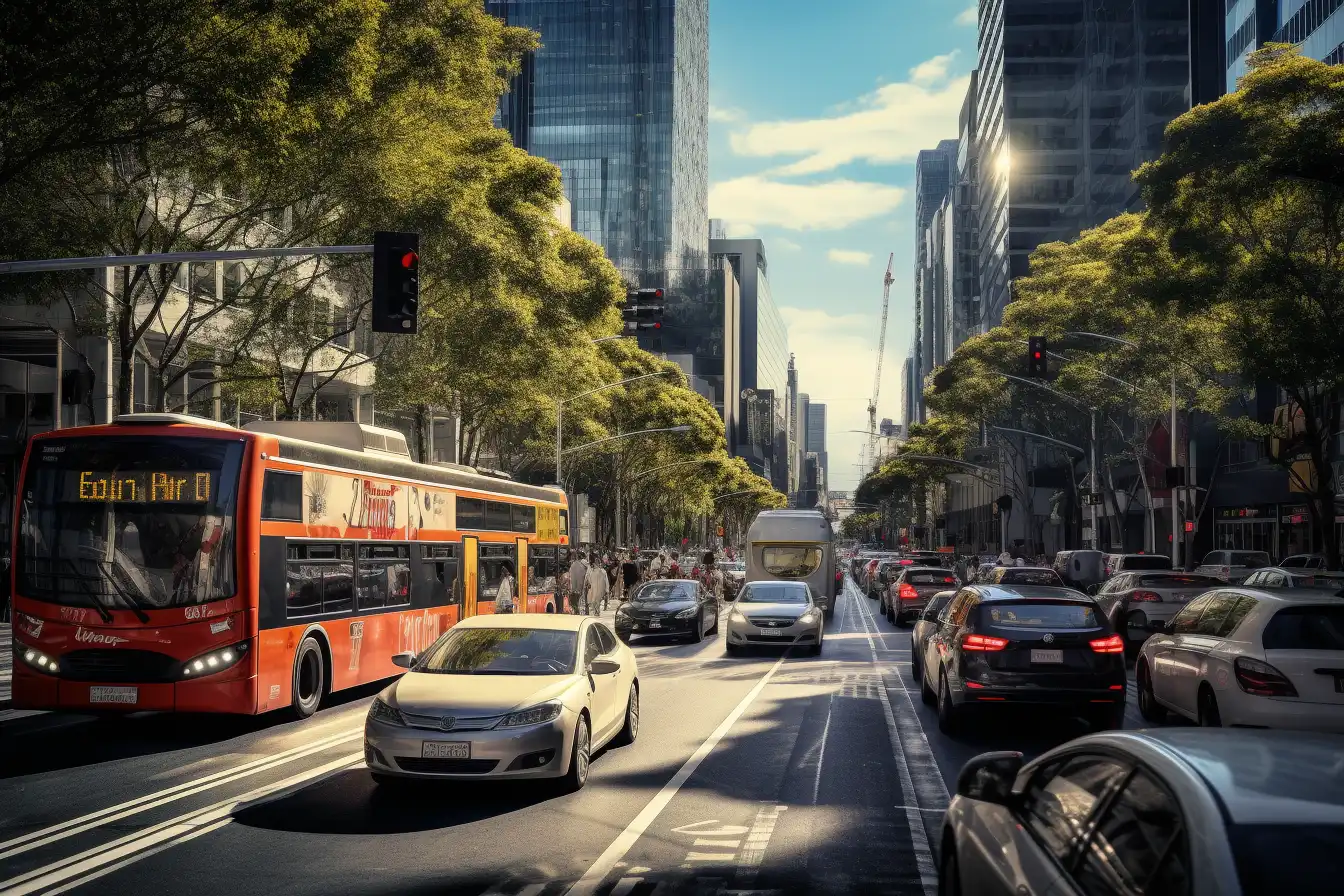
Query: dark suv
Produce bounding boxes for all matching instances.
[917,584,1127,735]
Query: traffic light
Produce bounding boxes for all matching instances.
[622,287,665,350]
[1027,335,1048,377]
[372,231,419,334]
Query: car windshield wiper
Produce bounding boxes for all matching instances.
[90,559,151,624]
[55,557,114,624]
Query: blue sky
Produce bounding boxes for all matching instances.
[708,0,978,489]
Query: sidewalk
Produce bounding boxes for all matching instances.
[1,622,11,707]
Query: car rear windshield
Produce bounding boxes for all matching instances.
[1118,555,1172,570]
[1262,606,1344,651]
[998,569,1064,586]
[907,571,959,585]
[416,628,577,674]
[1232,552,1272,568]
[979,602,1100,629]
[739,583,809,604]
[1229,824,1344,896]
[1138,574,1221,588]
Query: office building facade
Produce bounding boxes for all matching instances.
[710,237,790,493]
[913,140,960,401]
[805,400,828,494]
[487,0,709,282]
[975,0,1192,328]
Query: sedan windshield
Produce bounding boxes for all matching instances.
[631,582,696,603]
[739,583,809,604]
[415,628,577,675]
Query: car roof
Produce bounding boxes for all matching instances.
[455,613,589,631]
[903,566,956,574]
[973,583,1090,602]
[1115,729,1344,825]
[1225,587,1344,605]
[742,579,808,589]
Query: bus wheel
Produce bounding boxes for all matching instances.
[292,637,325,719]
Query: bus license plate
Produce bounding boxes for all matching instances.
[421,742,470,759]
[90,686,138,704]
[1030,650,1063,664]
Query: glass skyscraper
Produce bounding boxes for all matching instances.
[486,0,709,282]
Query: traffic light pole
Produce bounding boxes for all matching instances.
[1172,368,1180,569]
[0,244,376,274]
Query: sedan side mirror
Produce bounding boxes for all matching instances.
[588,659,621,675]
[956,751,1023,804]
[391,652,416,669]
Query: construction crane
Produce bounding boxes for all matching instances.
[866,253,895,471]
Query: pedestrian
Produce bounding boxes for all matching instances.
[621,550,641,601]
[494,562,515,614]
[700,551,724,603]
[667,550,682,578]
[567,550,589,614]
[997,549,1013,567]
[585,551,610,615]
[1014,556,1026,567]
[650,550,666,579]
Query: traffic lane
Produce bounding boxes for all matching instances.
[0,681,383,841]
[64,635,781,896]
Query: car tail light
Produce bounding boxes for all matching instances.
[1089,634,1125,654]
[898,583,919,601]
[900,559,913,565]
[1131,590,1163,603]
[1234,657,1298,697]
[962,633,1009,651]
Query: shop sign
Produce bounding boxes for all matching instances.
[1282,504,1311,525]
[1216,506,1274,520]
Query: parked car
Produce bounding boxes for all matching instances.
[918,584,1127,735]
[1136,588,1344,731]
[882,566,960,626]
[1090,571,1223,653]
[365,615,637,791]
[909,589,957,684]
[939,728,1344,896]
[614,579,719,643]
[1051,549,1105,591]
[1195,549,1272,583]
[1103,552,1173,579]
[979,566,1066,587]
[1281,553,1328,570]
[1240,567,1339,590]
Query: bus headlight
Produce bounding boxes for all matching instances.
[180,641,250,679]
[19,644,60,676]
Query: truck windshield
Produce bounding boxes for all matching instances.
[17,436,244,614]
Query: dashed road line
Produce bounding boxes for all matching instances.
[732,805,787,887]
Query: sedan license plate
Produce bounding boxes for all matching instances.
[646,621,662,629]
[1030,649,1064,664]
[759,628,788,636]
[89,686,138,704]
[421,741,470,759]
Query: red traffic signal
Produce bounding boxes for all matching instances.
[1027,336,1048,377]
[401,251,418,269]
[1184,520,1195,533]
[372,231,419,334]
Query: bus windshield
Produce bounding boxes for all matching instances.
[18,436,245,614]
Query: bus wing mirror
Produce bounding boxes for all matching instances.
[391,652,416,669]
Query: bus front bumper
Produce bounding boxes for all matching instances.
[12,668,257,714]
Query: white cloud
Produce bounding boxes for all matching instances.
[827,249,872,266]
[781,306,904,491]
[728,53,970,176]
[772,236,802,252]
[909,51,959,86]
[955,3,978,26]
[709,104,745,123]
[709,176,906,232]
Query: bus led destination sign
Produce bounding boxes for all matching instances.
[77,470,213,503]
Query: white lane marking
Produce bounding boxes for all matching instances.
[852,580,940,896]
[609,879,643,896]
[563,653,790,896]
[810,696,833,807]
[0,727,361,860]
[732,805,787,886]
[0,752,362,896]
[687,852,737,862]
[0,709,45,723]
[671,821,750,836]
[693,839,742,847]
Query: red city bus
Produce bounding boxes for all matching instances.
[9,414,571,718]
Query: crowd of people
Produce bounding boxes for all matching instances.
[548,546,732,615]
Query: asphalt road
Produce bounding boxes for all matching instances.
[0,579,1157,896]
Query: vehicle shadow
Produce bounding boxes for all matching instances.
[0,678,390,779]
[232,768,563,835]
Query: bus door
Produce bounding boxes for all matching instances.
[516,538,529,612]
[462,536,479,618]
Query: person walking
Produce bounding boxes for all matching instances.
[649,550,666,579]
[567,550,589,615]
[666,550,683,579]
[494,562,516,614]
[621,550,641,601]
[585,552,610,616]
[700,551,724,604]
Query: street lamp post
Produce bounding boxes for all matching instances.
[555,369,678,484]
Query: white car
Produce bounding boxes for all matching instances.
[364,614,638,790]
[1136,588,1344,732]
[724,580,824,655]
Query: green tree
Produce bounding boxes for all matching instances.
[1135,45,1344,565]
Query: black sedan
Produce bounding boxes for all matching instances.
[918,584,1127,735]
[614,579,719,643]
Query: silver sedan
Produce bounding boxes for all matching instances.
[724,580,823,656]
[364,614,639,791]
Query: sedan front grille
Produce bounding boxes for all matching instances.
[393,758,499,774]
[400,712,503,732]
[750,617,798,628]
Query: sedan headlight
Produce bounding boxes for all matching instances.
[19,644,60,676]
[497,702,563,728]
[368,697,406,727]
[730,607,746,622]
[799,609,820,624]
[674,607,699,619]
[180,640,250,678]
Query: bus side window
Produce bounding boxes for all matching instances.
[420,544,457,608]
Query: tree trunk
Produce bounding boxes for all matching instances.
[115,352,134,416]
